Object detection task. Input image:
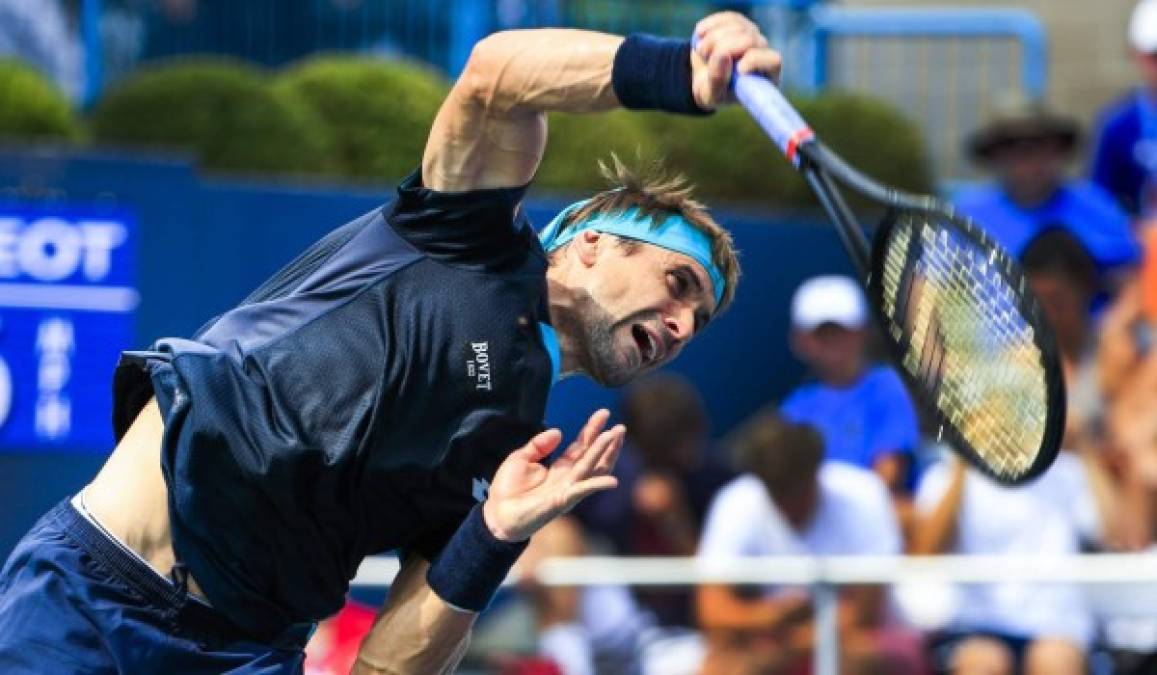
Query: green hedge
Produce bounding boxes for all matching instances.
[0,60,82,142]
[275,56,449,180]
[536,92,932,208]
[91,58,329,174]
[85,57,932,206]
[536,110,658,192]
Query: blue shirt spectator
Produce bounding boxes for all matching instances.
[959,97,1141,290]
[779,275,920,492]
[955,181,1140,272]
[1088,0,1157,219]
[1089,92,1157,219]
[781,365,919,471]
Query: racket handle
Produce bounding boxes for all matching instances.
[690,34,814,166]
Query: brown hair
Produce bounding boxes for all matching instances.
[557,154,741,314]
[620,372,708,461]
[732,414,824,496]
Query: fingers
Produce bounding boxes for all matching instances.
[737,47,782,80]
[580,408,610,447]
[563,408,610,462]
[696,26,766,66]
[572,424,625,478]
[695,10,759,39]
[706,49,732,105]
[564,475,620,507]
[593,425,624,475]
[693,12,781,103]
[518,428,563,462]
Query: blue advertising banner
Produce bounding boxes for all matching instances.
[0,205,137,452]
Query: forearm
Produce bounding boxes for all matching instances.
[909,464,966,555]
[696,585,809,632]
[355,557,477,675]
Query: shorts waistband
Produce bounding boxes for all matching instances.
[48,498,314,650]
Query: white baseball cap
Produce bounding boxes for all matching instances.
[1131,0,1157,53]
[790,275,868,331]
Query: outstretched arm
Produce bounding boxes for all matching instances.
[421,12,781,192]
[353,411,625,674]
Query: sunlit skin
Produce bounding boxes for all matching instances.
[546,229,717,386]
[1136,50,1157,92]
[790,323,868,387]
[1028,272,1090,364]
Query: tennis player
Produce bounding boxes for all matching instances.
[0,11,775,674]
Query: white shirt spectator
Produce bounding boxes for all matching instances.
[699,464,902,567]
[914,452,1099,647]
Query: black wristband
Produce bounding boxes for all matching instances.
[612,34,711,116]
[426,504,528,612]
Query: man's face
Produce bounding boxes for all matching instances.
[562,232,716,387]
[1136,50,1157,91]
[1029,272,1090,358]
[791,323,867,385]
[991,138,1068,206]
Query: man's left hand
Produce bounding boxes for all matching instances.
[483,409,625,542]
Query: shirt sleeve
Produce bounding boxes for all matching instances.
[1088,103,1142,215]
[914,461,952,514]
[865,368,920,460]
[697,478,759,559]
[779,388,809,421]
[386,169,542,272]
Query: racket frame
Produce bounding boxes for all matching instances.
[724,58,1065,484]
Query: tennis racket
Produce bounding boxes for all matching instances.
[722,64,1065,484]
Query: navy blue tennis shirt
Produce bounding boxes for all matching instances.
[112,171,559,639]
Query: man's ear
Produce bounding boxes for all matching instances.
[575,230,602,268]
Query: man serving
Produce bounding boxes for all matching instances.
[0,12,776,674]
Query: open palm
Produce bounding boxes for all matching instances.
[483,409,625,542]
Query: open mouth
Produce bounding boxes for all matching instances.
[631,324,658,366]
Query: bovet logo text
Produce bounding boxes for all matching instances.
[467,341,493,391]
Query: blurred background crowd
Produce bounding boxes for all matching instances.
[3,1,1157,674]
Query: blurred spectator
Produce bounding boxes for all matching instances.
[574,373,733,628]
[1098,232,1157,553]
[303,598,376,675]
[515,516,704,675]
[911,452,1106,675]
[1021,231,1103,442]
[0,0,82,100]
[1020,230,1130,548]
[780,275,920,496]
[957,97,1140,284]
[1089,0,1157,221]
[696,415,921,675]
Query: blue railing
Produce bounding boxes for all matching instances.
[811,7,1047,96]
[73,0,1048,178]
[807,7,1048,179]
[77,0,823,103]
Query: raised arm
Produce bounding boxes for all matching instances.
[421,13,780,192]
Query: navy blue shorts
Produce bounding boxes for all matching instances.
[0,498,311,674]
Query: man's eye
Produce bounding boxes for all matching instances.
[669,272,688,295]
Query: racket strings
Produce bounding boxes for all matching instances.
[877,212,1049,478]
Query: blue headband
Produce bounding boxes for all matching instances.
[539,201,726,307]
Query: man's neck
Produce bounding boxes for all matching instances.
[1004,182,1062,210]
[545,270,583,377]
